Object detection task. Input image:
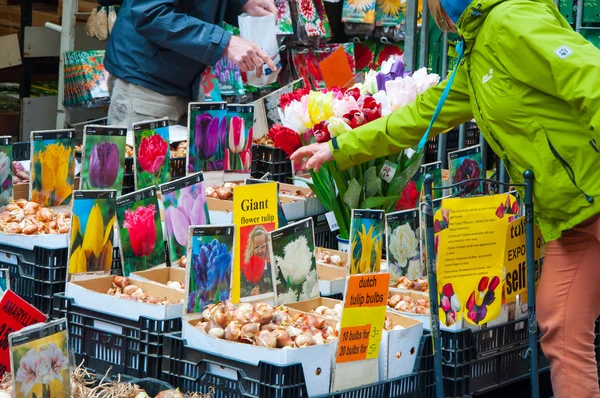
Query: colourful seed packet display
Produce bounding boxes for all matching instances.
[116,187,167,276]
[0,136,12,206]
[68,190,117,275]
[30,130,76,207]
[275,0,294,34]
[448,145,484,197]
[81,125,127,193]
[187,103,227,173]
[349,209,385,274]
[133,118,171,189]
[9,319,70,398]
[225,105,254,172]
[342,0,376,23]
[185,225,235,313]
[269,218,318,305]
[376,0,404,26]
[386,209,421,284]
[160,173,210,265]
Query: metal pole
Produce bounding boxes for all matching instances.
[424,174,444,398]
[479,132,488,174]
[419,0,430,69]
[498,160,508,193]
[441,32,449,77]
[523,170,539,398]
[458,123,466,149]
[19,0,32,100]
[575,0,583,33]
[404,0,419,72]
[56,0,77,129]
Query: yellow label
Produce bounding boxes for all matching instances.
[232,183,278,303]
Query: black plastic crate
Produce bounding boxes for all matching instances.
[161,332,423,398]
[425,123,481,164]
[170,156,186,179]
[315,218,338,250]
[122,173,135,194]
[125,157,134,174]
[52,293,182,380]
[131,378,176,396]
[251,145,293,183]
[12,142,31,161]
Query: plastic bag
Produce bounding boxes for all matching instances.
[108,6,117,35]
[238,13,281,87]
[85,8,97,37]
[95,7,109,40]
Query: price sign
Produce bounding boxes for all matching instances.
[336,273,390,363]
[325,211,339,232]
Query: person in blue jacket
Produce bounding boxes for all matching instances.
[104,0,278,128]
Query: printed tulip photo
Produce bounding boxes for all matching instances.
[448,145,484,198]
[439,283,462,326]
[465,275,501,325]
[81,132,126,192]
[225,105,254,172]
[31,137,75,207]
[117,190,166,275]
[187,227,234,313]
[0,138,12,206]
[386,209,422,284]
[11,324,70,398]
[188,103,227,172]
[270,219,318,305]
[163,178,210,264]
[239,223,276,300]
[69,194,116,274]
[134,126,171,189]
[349,210,384,275]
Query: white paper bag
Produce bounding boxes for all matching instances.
[238,13,281,87]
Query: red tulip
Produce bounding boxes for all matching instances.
[495,203,505,218]
[345,87,361,100]
[488,276,500,292]
[434,219,442,233]
[394,180,419,211]
[511,200,519,214]
[466,291,475,311]
[123,204,157,258]
[245,255,266,285]
[441,296,451,312]
[342,110,367,129]
[268,125,302,156]
[442,283,454,297]
[478,276,489,292]
[468,310,477,323]
[504,195,511,210]
[312,121,331,143]
[246,126,254,151]
[138,134,168,174]
[224,149,231,170]
[362,97,382,122]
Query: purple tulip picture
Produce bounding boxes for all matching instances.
[82,127,127,192]
[188,103,227,172]
[89,142,120,188]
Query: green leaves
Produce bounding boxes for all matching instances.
[343,179,362,210]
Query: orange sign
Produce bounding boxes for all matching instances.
[345,274,390,308]
[336,325,372,362]
[319,47,354,89]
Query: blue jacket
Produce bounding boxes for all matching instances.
[105,0,246,99]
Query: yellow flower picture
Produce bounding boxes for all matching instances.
[349,210,384,275]
[377,0,401,16]
[31,134,75,207]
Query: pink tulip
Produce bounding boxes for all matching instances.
[441,295,451,312]
[241,149,252,171]
[228,116,246,154]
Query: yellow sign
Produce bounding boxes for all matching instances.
[232,183,278,303]
[336,273,390,363]
[504,217,545,303]
[435,194,517,326]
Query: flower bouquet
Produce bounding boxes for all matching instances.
[267,58,441,239]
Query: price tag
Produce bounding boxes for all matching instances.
[325,211,339,232]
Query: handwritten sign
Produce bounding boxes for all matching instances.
[336,273,390,363]
[0,290,47,374]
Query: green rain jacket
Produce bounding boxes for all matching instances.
[330,0,600,242]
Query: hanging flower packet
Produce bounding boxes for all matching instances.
[275,0,294,34]
[376,0,404,26]
[342,0,376,23]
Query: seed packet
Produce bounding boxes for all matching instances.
[448,145,484,197]
[30,129,76,207]
[374,42,404,70]
[376,0,405,26]
[292,44,355,90]
[275,0,294,35]
[81,125,127,193]
[209,23,245,98]
[0,136,12,206]
[187,103,227,173]
[185,224,235,314]
[116,187,167,276]
[270,218,318,305]
[68,190,117,275]
[133,118,171,190]
[342,0,376,23]
[160,173,210,266]
[225,105,254,172]
[9,319,70,398]
[292,0,327,39]
[349,209,385,275]
[386,209,421,284]
[0,268,9,297]
[313,0,332,38]
[354,40,377,73]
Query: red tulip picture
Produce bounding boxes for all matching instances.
[244,255,266,285]
[123,204,157,258]
[138,134,168,175]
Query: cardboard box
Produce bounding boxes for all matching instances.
[316,247,348,268]
[182,311,337,396]
[130,267,186,291]
[66,276,184,321]
[278,183,325,217]
[14,182,28,200]
[379,312,423,381]
[317,263,347,296]
[284,297,342,314]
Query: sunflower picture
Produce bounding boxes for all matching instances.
[349,209,384,275]
[68,191,116,275]
[342,0,376,23]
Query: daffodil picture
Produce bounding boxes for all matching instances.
[81,125,127,193]
[225,105,254,172]
[349,209,384,275]
[342,0,376,23]
[116,187,167,276]
[68,190,117,275]
[386,209,422,284]
[30,130,75,207]
[188,102,227,173]
[269,218,318,305]
[160,172,210,265]
[133,118,171,190]
[186,225,234,314]
[9,319,70,398]
[0,136,13,207]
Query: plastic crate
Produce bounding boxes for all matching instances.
[560,0,600,23]
[52,293,182,380]
[170,157,186,179]
[315,218,338,250]
[131,378,175,396]
[122,173,135,195]
[161,332,424,398]
[12,142,31,161]
[425,123,480,164]
[251,145,293,183]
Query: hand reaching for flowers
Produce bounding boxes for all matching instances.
[290,142,334,172]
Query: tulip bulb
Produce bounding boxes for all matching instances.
[285,325,302,338]
[273,329,293,348]
[238,303,253,319]
[303,314,326,329]
[208,327,225,339]
[273,311,292,325]
[256,330,277,348]
[241,323,261,339]
[388,294,401,308]
[295,333,316,347]
[251,303,274,324]
[123,285,141,295]
[225,321,241,341]
[261,323,278,332]
[313,333,325,345]
[112,276,130,289]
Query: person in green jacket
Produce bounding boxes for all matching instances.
[292,0,600,395]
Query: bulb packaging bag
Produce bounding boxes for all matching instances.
[238,13,281,87]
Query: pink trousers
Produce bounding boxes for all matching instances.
[538,216,600,397]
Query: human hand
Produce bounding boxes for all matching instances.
[242,0,278,18]
[224,36,278,77]
[290,142,334,172]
